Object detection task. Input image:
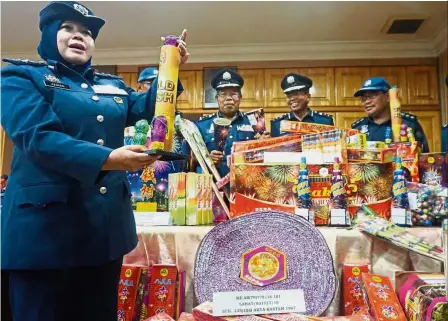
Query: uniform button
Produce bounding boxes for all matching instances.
[211,138,214,141]
[229,125,232,128]
[97,139,104,146]
[229,135,233,139]
[99,187,107,194]
[97,115,104,123]
[81,83,88,89]
[92,95,99,101]
[246,137,250,139]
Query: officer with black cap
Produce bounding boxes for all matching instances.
[270,73,334,137]
[351,77,429,152]
[1,1,189,320]
[137,66,159,92]
[196,69,258,176]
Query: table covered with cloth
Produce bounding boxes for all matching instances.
[123,226,442,316]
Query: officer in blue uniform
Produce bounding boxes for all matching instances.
[443,124,448,152]
[196,69,257,176]
[137,66,158,92]
[351,77,429,153]
[0,2,189,321]
[271,73,334,137]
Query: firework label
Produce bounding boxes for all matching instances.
[117,265,148,321]
[213,118,231,152]
[329,158,350,226]
[148,265,178,318]
[343,264,370,316]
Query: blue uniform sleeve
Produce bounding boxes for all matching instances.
[442,126,448,152]
[125,77,184,127]
[1,65,113,184]
[329,117,334,126]
[270,120,280,137]
[414,120,429,153]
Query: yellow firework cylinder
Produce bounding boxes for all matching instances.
[389,86,402,142]
[150,37,179,151]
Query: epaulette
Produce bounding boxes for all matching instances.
[2,58,47,66]
[401,112,417,121]
[94,72,123,80]
[443,124,448,128]
[272,113,289,122]
[315,111,333,119]
[198,113,216,122]
[351,117,366,127]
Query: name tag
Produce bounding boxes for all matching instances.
[92,85,128,96]
[44,80,70,90]
[237,125,254,132]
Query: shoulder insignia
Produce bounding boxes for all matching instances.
[401,112,417,120]
[443,124,448,128]
[351,117,366,127]
[198,113,216,122]
[94,72,123,80]
[317,112,333,118]
[2,58,47,66]
[272,113,289,122]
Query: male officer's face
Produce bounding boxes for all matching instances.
[137,79,155,93]
[216,88,242,118]
[360,91,389,118]
[57,21,95,65]
[285,90,311,114]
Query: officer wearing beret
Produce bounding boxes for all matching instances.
[270,73,334,137]
[137,66,158,92]
[0,2,189,320]
[196,69,258,176]
[351,77,429,153]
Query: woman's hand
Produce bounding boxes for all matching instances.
[102,145,160,172]
[161,29,190,65]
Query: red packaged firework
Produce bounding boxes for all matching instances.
[361,273,407,321]
[342,264,370,315]
[148,265,178,318]
[143,312,175,321]
[389,142,419,182]
[118,265,149,321]
[177,312,195,321]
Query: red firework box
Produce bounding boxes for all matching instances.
[388,142,419,182]
[148,265,178,318]
[230,163,348,225]
[143,312,175,321]
[361,273,407,321]
[233,135,301,153]
[347,148,396,163]
[342,264,370,315]
[117,265,149,321]
[246,108,266,138]
[280,120,359,137]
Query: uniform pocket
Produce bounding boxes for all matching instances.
[237,130,255,141]
[15,184,69,209]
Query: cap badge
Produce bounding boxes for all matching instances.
[287,76,295,84]
[45,74,61,83]
[223,71,231,80]
[74,4,89,16]
[364,80,372,86]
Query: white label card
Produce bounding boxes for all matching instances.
[212,289,306,316]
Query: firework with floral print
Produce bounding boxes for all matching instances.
[348,163,381,183]
[236,165,265,188]
[267,165,297,184]
[256,178,287,202]
[148,161,170,175]
[364,176,393,201]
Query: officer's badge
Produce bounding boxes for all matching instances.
[287,76,295,84]
[237,124,254,132]
[45,74,61,83]
[223,71,231,80]
[364,80,372,86]
[114,97,123,104]
[73,3,89,16]
[360,125,369,134]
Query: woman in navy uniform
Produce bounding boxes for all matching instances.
[1,2,189,320]
[271,73,334,137]
[196,69,257,177]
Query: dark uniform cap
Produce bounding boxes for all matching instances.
[281,73,313,93]
[211,69,244,90]
[354,77,391,97]
[138,67,159,83]
[39,1,105,39]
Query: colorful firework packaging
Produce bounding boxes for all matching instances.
[342,264,370,316]
[133,119,150,146]
[399,124,408,142]
[117,265,149,321]
[391,157,412,226]
[148,265,178,318]
[213,118,232,152]
[407,182,448,226]
[418,153,448,187]
[346,148,395,163]
[294,157,313,222]
[246,108,266,137]
[384,127,392,144]
[388,142,419,182]
[389,86,402,143]
[329,157,350,226]
[361,273,407,321]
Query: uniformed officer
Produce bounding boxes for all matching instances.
[196,69,257,176]
[443,124,448,152]
[351,77,429,153]
[271,73,334,137]
[137,66,158,92]
[0,2,189,320]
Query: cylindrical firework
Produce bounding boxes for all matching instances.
[213,118,231,152]
[150,116,168,150]
[330,157,347,210]
[385,127,392,144]
[392,157,409,209]
[133,119,150,146]
[295,157,312,210]
[407,127,415,142]
[389,86,402,142]
[400,124,408,142]
[150,35,180,151]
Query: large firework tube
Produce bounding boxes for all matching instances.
[150,35,180,151]
[389,86,402,142]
